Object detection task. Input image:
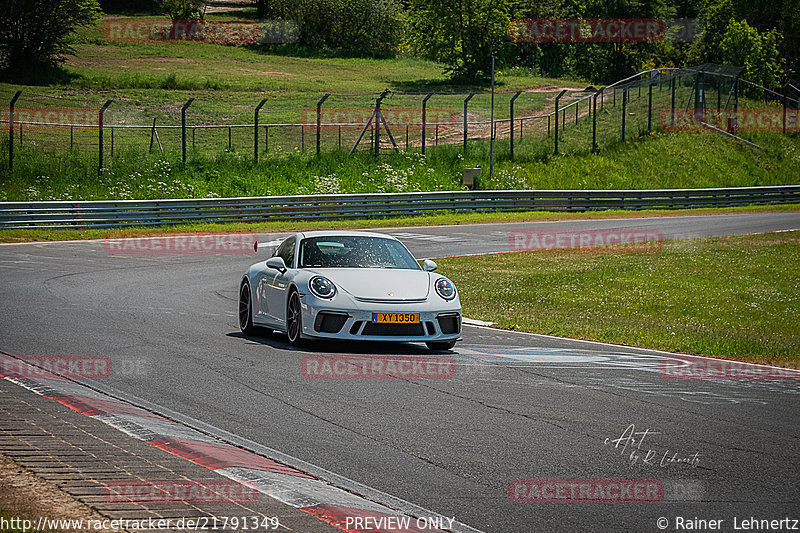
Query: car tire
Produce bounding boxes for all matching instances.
[426,340,456,351]
[239,279,256,336]
[286,289,304,346]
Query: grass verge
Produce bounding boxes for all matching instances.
[1,204,798,244]
[437,231,800,365]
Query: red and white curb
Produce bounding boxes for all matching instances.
[2,356,479,533]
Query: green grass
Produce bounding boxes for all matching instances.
[437,231,800,364]
[1,203,797,244]
[2,129,798,202]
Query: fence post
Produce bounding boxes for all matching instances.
[181,98,194,164]
[554,89,567,155]
[648,81,653,132]
[316,93,330,155]
[111,127,114,157]
[783,82,788,135]
[374,89,389,157]
[592,90,599,152]
[621,89,627,142]
[70,126,74,150]
[509,91,521,159]
[421,93,433,154]
[670,74,676,127]
[254,99,267,162]
[463,92,475,150]
[733,76,739,134]
[7,90,21,172]
[575,100,578,124]
[98,100,113,175]
[265,125,269,153]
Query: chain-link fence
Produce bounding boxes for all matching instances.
[1,64,797,173]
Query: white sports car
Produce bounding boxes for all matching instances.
[239,231,461,350]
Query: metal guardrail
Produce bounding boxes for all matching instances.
[1,186,798,230]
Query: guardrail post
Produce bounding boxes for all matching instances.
[621,88,627,142]
[648,81,653,132]
[509,91,521,159]
[316,93,330,155]
[254,99,267,162]
[554,89,567,155]
[181,98,194,164]
[98,100,113,175]
[7,90,21,171]
[421,93,433,154]
[463,92,475,150]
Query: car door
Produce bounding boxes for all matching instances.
[259,235,296,327]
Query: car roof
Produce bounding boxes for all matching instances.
[297,230,399,240]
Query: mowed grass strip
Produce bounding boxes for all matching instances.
[437,231,800,364]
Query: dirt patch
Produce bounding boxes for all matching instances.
[0,454,128,532]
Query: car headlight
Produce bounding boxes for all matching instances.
[435,278,456,300]
[309,276,336,299]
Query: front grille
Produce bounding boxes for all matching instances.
[361,322,425,336]
[437,314,461,334]
[349,321,363,335]
[314,312,349,334]
[425,321,436,335]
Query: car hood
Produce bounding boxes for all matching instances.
[314,268,431,301]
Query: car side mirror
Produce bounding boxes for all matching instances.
[423,259,437,272]
[266,256,287,273]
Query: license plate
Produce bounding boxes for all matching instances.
[372,312,420,324]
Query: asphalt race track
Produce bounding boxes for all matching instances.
[1,212,799,532]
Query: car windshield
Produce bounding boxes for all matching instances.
[299,236,421,270]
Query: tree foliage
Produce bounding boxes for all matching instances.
[0,0,102,71]
[156,0,206,21]
[262,0,404,57]
[721,19,783,89]
[407,0,514,81]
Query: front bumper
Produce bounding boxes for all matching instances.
[299,295,461,342]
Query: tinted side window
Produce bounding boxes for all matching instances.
[277,237,296,268]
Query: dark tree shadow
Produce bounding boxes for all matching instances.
[389,77,507,93]
[0,65,81,87]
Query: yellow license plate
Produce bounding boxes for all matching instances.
[372,312,420,324]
